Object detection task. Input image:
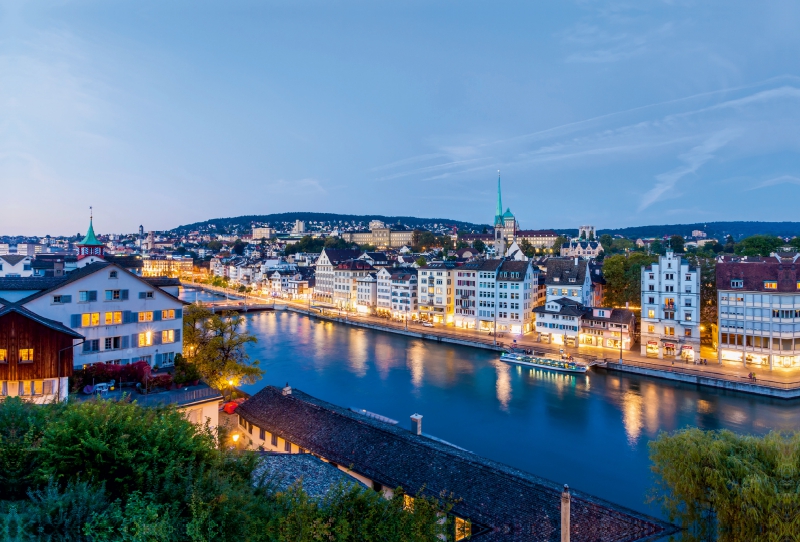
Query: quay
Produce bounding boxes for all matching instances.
[184,283,800,399]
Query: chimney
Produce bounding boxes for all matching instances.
[282,383,292,396]
[561,484,571,542]
[410,413,422,435]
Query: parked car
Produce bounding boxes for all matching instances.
[422,322,434,328]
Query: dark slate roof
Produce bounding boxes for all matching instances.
[584,308,636,325]
[336,259,374,271]
[322,248,362,264]
[143,277,182,287]
[717,259,800,293]
[0,299,83,338]
[589,263,606,285]
[544,258,588,286]
[31,260,54,269]
[104,255,144,269]
[0,277,65,291]
[0,255,30,266]
[237,386,670,542]
[533,298,590,318]
[254,453,366,498]
[498,260,531,281]
[516,230,558,237]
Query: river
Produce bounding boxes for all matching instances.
[183,291,799,519]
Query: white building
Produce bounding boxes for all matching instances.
[453,263,480,329]
[389,269,418,319]
[543,258,592,306]
[376,267,393,315]
[473,259,538,334]
[0,262,187,368]
[355,273,377,315]
[640,250,701,360]
[314,248,361,304]
[332,260,374,311]
[0,255,33,278]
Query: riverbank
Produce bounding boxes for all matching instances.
[182,283,800,399]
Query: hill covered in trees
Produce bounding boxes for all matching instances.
[172,212,489,233]
[598,221,800,240]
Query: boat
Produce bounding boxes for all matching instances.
[499,352,588,373]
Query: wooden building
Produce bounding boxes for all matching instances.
[0,300,82,403]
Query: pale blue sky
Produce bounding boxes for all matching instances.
[2,0,800,235]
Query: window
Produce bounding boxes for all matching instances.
[648,309,655,318]
[685,312,692,321]
[686,275,691,281]
[649,285,655,291]
[109,270,118,278]
[260,428,266,440]
[731,280,743,289]
[284,440,292,452]
[162,330,175,344]
[647,325,655,333]
[664,327,675,336]
[0,349,6,363]
[19,348,33,363]
[105,290,121,301]
[105,337,121,350]
[685,328,692,337]
[53,295,72,304]
[105,312,123,325]
[648,297,655,304]
[81,313,101,327]
[79,290,97,302]
[271,434,278,446]
[138,311,154,322]
[764,281,777,290]
[83,340,100,353]
[139,291,155,299]
[162,309,176,320]
[138,332,153,347]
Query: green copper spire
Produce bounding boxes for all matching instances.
[79,211,104,247]
[495,171,503,226]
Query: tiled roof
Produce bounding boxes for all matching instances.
[498,260,531,281]
[237,386,670,542]
[0,299,83,338]
[533,298,590,317]
[336,260,374,271]
[0,277,65,291]
[253,453,366,498]
[544,258,588,286]
[717,260,800,293]
[516,230,558,237]
[143,277,182,287]
[322,249,362,264]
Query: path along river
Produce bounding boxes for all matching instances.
[183,289,799,519]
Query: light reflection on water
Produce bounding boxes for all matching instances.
[228,309,800,519]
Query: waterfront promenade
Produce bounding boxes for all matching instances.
[183,283,800,398]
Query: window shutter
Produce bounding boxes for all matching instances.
[121,336,130,349]
[121,290,129,300]
[105,290,112,301]
[138,292,146,299]
[123,310,132,323]
[175,309,182,319]
[89,291,98,302]
[155,353,162,365]
[131,334,139,347]
[130,312,138,323]
[174,329,181,341]
[63,295,72,303]
[70,314,81,328]
[153,311,162,322]
[153,333,162,346]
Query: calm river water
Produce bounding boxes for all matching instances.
[183,290,799,519]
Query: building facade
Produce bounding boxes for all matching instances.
[332,260,374,311]
[544,258,593,307]
[418,262,456,324]
[341,222,413,249]
[355,273,377,314]
[716,252,800,369]
[389,269,418,319]
[314,248,362,304]
[640,251,701,360]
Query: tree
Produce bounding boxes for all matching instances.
[551,235,570,254]
[207,240,223,252]
[735,235,784,257]
[415,257,428,267]
[411,230,436,252]
[723,235,736,253]
[611,238,634,253]
[599,234,614,254]
[231,239,247,256]
[649,428,797,541]
[649,240,665,255]
[183,305,263,392]
[472,239,486,253]
[518,238,535,258]
[668,235,684,253]
[602,253,656,309]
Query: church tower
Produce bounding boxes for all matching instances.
[493,172,506,256]
[76,209,105,260]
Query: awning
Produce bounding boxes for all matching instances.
[647,341,658,346]
[663,343,675,348]
[681,345,694,350]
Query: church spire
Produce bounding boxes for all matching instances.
[495,170,503,226]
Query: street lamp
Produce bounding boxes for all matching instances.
[228,379,234,402]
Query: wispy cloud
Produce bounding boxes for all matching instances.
[370,153,446,172]
[746,175,800,191]
[375,157,488,181]
[638,129,741,212]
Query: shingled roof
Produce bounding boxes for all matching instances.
[0,255,30,266]
[544,258,588,286]
[237,386,671,542]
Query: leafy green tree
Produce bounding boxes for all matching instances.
[411,230,437,251]
[611,238,635,253]
[206,240,223,252]
[519,238,535,258]
[472,239,486,253]
[599,234,614,254]
[231,239,247,256]
[649,240,665,255]
[602,253,656,309]
[668,235,684,253]
[723,235,736,253]
[650,428,798,541]
[183,304,263,392]
[735,235,784,257]
[551,235,570,254]
[415,257,428,267]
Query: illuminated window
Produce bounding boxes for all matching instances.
[455,517,472,541]
[162,330,175,344]
[648,309,655,318]
[138,311,154,322]
[81,313,101,327]
[19,348,34,363]
[764,281,777,290]
[403,494,414,511]
[138,332,153,347]
[105,312,123,325]
[162,309,175,320]
[0,349,6,363]
[647,325,655,333]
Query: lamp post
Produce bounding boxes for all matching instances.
[57,339,86,403]
[228,379,234,402]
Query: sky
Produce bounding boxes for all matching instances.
[2,0,800,236]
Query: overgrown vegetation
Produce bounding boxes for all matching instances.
[649,428,800,541]
[0,398,452,541]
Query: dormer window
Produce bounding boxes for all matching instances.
[730,280,743,289]
[553,277,560,282]
[109,270,118,279]
[764,281,777,290]
[569,278,576,283]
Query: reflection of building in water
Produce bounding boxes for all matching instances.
[495,362,511,409]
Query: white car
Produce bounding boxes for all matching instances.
[422,322,434,327]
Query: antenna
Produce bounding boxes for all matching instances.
[90,206,93,221]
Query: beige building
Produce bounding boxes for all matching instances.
[252,227,274,241]
[341,221,413,248]
[332,260,375,310]
[418,262,456,324]
[142,256,193,278]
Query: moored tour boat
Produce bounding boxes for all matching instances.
[499,352,588,373]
